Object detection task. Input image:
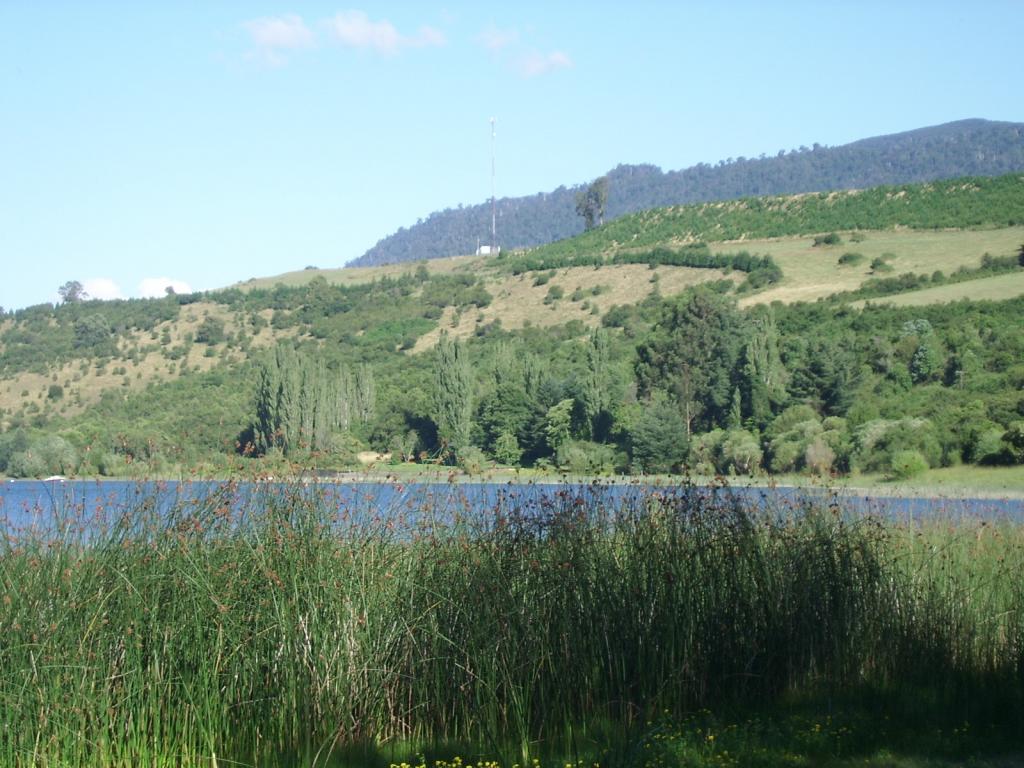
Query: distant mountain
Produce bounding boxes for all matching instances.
[349,119,1024,267]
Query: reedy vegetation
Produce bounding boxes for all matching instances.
[1,483,1023,765]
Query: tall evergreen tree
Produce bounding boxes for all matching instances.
[251,356,279,455]
[249,345,368,456]
[635,288,746,435]
[580,328,613,441]
[432,333,474,461]
[742,311,789,427]
[575,176,609,231]
[355,364,376,424]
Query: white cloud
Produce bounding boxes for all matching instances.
[82,278,125,301]
[245,14,315,49]
[323,10,445,54]
[516,50,573,78]
[477,24,518,52]
[138,278,192,298]
[414,25,446,48]
[243,14,315,65]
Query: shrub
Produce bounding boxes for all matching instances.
[769,438,803,474]
[804,436,836,476]
[544,285,565,304]
[838,252,865,267]
[6,450,47,478]
[721,429,763,475]
[457,445,488,476]
[388,430,420,464]
[1003,422,1024,464]
[556,440,616,474]
[688,429,727,475]
[871,254,895,273]
[812,232,842,247]
[492,430,522,466]
[73,314,111,350]
[975,427,1009,465]
[766,405,820,440]
[889,449,928,480]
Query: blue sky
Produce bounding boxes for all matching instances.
[1,1,1022,310]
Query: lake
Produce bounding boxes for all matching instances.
[2,478,1023,537]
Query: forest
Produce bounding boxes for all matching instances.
[351,118,1024,267]
[1,263,1022,480]
[0,173,1022,481]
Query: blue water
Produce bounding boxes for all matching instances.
[1,478,1022,536]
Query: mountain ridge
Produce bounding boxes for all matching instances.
[349,118,1024,267]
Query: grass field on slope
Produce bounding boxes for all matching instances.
[738,226,1024,305]
[236,226,1023,317]
[236,254,479,291]
[849,270,1024,308]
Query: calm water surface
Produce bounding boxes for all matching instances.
[1,478,1022,534]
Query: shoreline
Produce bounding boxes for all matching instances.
[5,465,1023,502]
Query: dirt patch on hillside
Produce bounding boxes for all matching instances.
[411,263,737,352]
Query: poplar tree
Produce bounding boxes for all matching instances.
[742,311,788,427]
[432,333,474,461]
[250,345,373,457]
[580,328,613,440]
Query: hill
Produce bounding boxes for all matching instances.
[1,174,1022,481]
[351,119,1024,267]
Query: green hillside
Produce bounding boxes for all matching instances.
[1,174,1022,482]
[517,173,1024,264]
[351,119,1024,266]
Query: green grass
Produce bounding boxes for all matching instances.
[521,174,1024,264]
[889,464,1024,497]
[614,696,1024,768]
[2,482,1023,766]
[236,255,478,292]
[739,225,1024,305]
[851,269,1024,308]
[226,226,1024,314]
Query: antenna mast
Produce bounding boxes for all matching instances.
[490,117,496,253]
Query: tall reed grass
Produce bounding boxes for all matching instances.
[1,482,1021,766]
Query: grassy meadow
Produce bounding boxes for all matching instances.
[2,481,1023,767]
[851,269,1024,308]
[224,224,1024,347]
[739,225,1024,306]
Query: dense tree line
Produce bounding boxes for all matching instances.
[503,243,782,291]
[351,119,1024,267]
[1,170,1022,478]
[247,345,375,457]
[2,277,1022,478]
[413,289,1024,477]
